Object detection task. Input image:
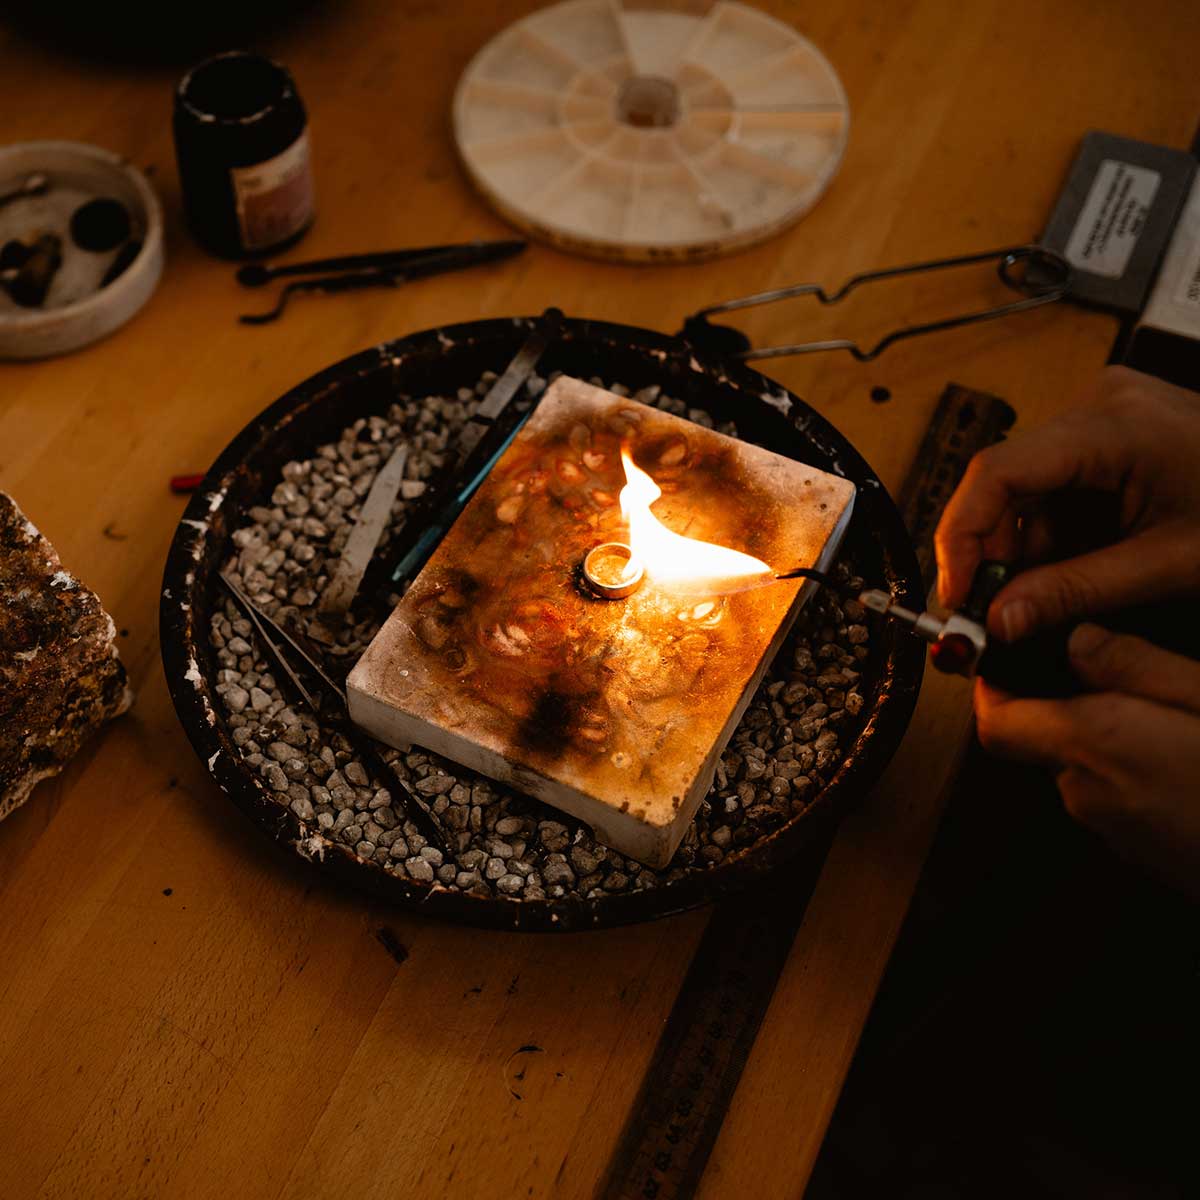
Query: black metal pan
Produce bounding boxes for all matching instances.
[160,316,925,931]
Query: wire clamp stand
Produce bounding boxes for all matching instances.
[681,244,1072,362]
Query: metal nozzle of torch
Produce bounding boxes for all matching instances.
[773,562,1078,696]
[857,561,1079,698]
[859,588,989,676]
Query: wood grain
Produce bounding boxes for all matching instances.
[1,2,1196,1197]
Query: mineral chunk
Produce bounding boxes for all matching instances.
[0,493,132,819]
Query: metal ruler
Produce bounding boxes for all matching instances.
[599,383,1016,1200]
[898,384,1015,589]
[598,838,832,1200]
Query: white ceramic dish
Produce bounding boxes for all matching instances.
[0,140,164,359]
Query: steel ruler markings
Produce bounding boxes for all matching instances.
[599,386,1016,1200]
[599,836,832,1200]
[898,384,1016,590]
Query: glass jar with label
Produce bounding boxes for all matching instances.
[173,51,315,259]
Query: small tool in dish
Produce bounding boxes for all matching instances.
[388,307,562,586]
[317,444,409,621]
[0,172,49,209]
[217,572,450,853]
[1,234,63,307]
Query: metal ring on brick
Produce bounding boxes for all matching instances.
[160,316,925,932]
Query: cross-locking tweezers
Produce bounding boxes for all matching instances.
[237,239,527,324]
[681,244,1072,362]
[217,572,449,854]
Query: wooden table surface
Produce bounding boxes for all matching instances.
[1,3,1196,1197]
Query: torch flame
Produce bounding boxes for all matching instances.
[619,448,772,592]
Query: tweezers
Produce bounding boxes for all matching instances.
[238,239,527,324]
[680,245,1071,362]
[388,307,563,586]
[217,572,450,853]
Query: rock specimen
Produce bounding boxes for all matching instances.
[0,493,132,820]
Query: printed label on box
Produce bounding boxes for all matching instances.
[1173,242,1200,311]
[1065,159,1160,279]
[231,131,314,252]
[1141,172,1200,340]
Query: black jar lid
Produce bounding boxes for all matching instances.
[176,50,297,125]
[175,51,306,166]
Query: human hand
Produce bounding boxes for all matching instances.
[935,367,1200,642]
[975,623,1200,900]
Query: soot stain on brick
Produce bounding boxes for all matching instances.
[387,391,819,793]
[515,683,595,761]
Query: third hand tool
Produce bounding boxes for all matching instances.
[680,246,1071,362]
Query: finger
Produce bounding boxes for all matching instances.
[986,523,1200,640]
[973,679,1084,765]
[1054,762,1161,852]
[980,510,1021,565]
[1055,713,1200,903]
[1056,764,1125,829]
[1068,624,1200,714]
[976,677,1191,776]
[935,407,1128,609]
[1017,509,1057,564]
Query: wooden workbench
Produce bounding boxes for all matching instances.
[1,3,1195,1196]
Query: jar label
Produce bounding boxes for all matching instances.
[231,131,314,251]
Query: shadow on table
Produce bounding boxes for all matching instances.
[805,741,1198,1200]
[0,0,329,65]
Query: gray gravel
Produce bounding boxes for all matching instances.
[209,373,871,903]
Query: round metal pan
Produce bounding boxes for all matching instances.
[160,316,925,931]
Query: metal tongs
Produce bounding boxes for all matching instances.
[237,239,526,324]
[680,244,1072,362]
[217,572,450,853]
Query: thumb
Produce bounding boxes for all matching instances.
[1068,623,1200,713]
[988,526,1200,641]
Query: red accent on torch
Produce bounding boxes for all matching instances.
[929,632,976,676]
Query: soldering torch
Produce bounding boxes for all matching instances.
[859,561,1078,697]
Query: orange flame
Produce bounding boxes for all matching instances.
[619,448,771,592]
